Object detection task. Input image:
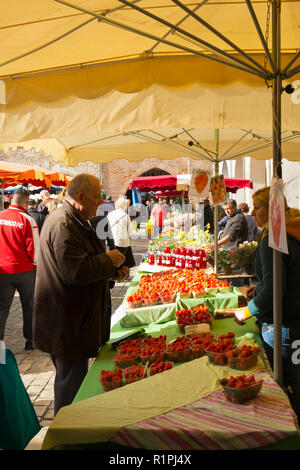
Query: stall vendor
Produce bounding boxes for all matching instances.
[234,186,300,422]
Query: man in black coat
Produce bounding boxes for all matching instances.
[27,199,47,233]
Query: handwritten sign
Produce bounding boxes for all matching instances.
[210,175,227,206]
[189,170,211,199]
[268,178,288,254]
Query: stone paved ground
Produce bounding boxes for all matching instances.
[3,231,149,449]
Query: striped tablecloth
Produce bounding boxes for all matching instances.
[110,370,298,450]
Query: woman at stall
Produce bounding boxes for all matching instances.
[234,186,300,421]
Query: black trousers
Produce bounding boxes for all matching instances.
[0,269,36,343]
[51,355,89,416]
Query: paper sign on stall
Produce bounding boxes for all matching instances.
[189,170,211,199]
[268,178,289,254]
[210,175,227,206]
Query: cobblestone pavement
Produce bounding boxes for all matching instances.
[3,233,149,449]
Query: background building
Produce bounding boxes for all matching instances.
[1,147,299,211]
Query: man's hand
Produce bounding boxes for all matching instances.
[106,249,126,268]
[246,285,255,300]
[113,265,130,282]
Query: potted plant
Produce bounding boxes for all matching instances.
[230,241,258,274]
[218,249,233,274]
[205,248,232,273]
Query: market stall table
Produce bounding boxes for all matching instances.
[41,267,300,451]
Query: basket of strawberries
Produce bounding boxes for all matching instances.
[226,345,260,370]
[205,337,235,365]
[219,374,263,403]
[140,335,167,364]
[149,359,174,376]
[191,333,215,359]
[123,365,148,385]
[192,304,212,325]
[176,309,194,333]
[166,336,192,363]
[100,368,123,392]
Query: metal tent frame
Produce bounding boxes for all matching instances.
[0,1,298,386]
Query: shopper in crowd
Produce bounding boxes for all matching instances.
[238,202,258,241]
[162,198,170,214]
[57,188,66,208]
[37,189,53,216]
[150,197,167,237]
[147,198,156,218]
[234,186,300,422]
[0,188,39,350]
[33,174,127,415]
[196,197,214,234]
[209,199,248,250]
[28,199,47,233]
[107,197,136,269]
[97,194,115,218]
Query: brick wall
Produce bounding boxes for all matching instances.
[0,149,212,202]
[101,157,212,201]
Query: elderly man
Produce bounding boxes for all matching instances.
[33,174,127,415]
[0,188,39,350]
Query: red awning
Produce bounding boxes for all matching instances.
[129,175,253,194]
[129,175,177,192]
[0,161,72,188]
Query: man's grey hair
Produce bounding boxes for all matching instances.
[115,197,128,211]
[66,173,100,199]
[226,199,237,208]
[40,190,50,200]
[12,188,30,206]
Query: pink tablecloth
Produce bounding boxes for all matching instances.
[110,370,298,450]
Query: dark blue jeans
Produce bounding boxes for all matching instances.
[154,225,163,237]
[262,325,300,422]
[0,270,36,344]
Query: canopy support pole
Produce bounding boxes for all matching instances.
[1,179,4,211]
[213,129,219,274]
[272,0,283,387]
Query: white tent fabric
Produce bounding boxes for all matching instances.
[0,1,298,166]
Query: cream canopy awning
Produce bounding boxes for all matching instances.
[0,1,299,165]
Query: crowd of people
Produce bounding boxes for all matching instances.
[1,178,300,424]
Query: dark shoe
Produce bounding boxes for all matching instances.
[25,341,34,351]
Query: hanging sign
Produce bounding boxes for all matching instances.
[268,177,289,254]
[189,169,211,199]
[210,175,227,205]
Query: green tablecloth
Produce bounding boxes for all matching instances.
[120,271,244,327]
[74,315,261,403]
[70,270,300,451]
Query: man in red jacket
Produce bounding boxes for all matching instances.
[0,188,39,350]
